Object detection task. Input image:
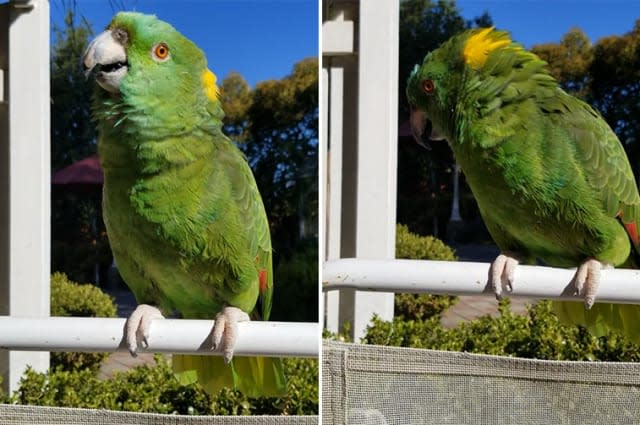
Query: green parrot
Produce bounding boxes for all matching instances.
[82,12,286,397]
[407,27,640,342]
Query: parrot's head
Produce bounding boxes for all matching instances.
[407,27,543,148]
[83,12,222,135]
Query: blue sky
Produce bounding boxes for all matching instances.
[50,0,318,88]
[50,0,638,86]
[456,1,639,48]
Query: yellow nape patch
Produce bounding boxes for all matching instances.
[463,27,511,69]
[202,69,219,102]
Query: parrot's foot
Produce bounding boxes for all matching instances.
[124,304,164,357]
[489,254,519,300]
[572,258,606,309]
[211,306,250,364]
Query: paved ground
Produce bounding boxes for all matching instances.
[98,352,158,380]
[440,295,533,328]
[99,243,532,375]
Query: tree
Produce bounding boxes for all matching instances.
[532,28,593,98]
[50,9,96,170]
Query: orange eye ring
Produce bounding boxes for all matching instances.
[422,79,435,94]
[152,42,170,61]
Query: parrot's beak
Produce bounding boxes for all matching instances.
[409,106,445,150]
[82,29,128,94]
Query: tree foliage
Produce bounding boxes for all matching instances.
[51,10,96,170]
[532,28,593,98]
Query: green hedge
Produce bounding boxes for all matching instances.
[364,299,640,361]
[8,356,317,415]
[50,272,117,371]
[395,224,458,321]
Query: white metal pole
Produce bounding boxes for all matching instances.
[323,259,640,304]
[0,318,319,358]
[0,0,50,394]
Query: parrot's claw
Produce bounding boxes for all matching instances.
[572,259,605,309]
[489,254,519,300]
[124,304,164,357]
[211,306,250,364]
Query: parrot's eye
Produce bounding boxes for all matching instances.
[422,79,435,95]
[152,43,170,62]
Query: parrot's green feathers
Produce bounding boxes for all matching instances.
[88,12,283,396]
[407,27,640,342]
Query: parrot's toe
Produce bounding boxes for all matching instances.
[489,254,519,300]
[211,306,250,363]
[124,304,164,357]
[572,259,605,309]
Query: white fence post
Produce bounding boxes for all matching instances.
[0,0,51,394]
[321,1,355,334]
[348,0,399,341]
[322,1,399,340]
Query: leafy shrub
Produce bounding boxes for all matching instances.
[10,356,318,415]
[364,299,640,361]
[396,224,457,261]
[50,272,117,371]
[395,224,458,320]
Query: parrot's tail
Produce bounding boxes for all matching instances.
[173,354,286,398]
[552,301,640,344]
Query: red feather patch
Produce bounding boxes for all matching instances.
[624,222,640,246]
[259,269,268,293]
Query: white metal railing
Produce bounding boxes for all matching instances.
[323,259,640,304]
[0,317,318,358]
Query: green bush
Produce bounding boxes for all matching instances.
[10,356,318,415]
[395,224,458,321]
[50,272,117,371]
[364,299,640,361]
[396,223,457,261]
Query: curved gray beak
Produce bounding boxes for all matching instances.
[409,106,445,150]
[82,30,128,93]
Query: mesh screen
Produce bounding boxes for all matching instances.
[0,404,318,425]
[323,340,640,424]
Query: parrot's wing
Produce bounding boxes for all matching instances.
[551,95,640,252]
[225,146,274,321]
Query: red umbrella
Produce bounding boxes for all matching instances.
[52,154,103,185]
